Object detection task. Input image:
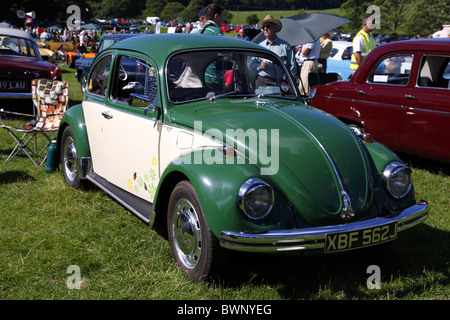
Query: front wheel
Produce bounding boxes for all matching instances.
[60,126,82,189]
[79,72,86,94]
[347,123,365,135]
[167,181,220,282]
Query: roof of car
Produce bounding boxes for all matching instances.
[109,33,268,65]
[0,27,34,41]
[373,38,450,54]
[101,33,141,39]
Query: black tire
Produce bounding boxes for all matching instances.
[167,181,220,282]
[67,57,73,68]
[60,126,82,189]
[79,72,86,93]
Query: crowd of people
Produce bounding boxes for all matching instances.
[24,25,103,45]
[19,3,442,97]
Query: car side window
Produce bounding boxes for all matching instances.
[111,55,158,108]
[417,55,450,89]
[88,55,111,97]
[368,54,413,85]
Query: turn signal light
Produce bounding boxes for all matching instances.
[358,133,374,143]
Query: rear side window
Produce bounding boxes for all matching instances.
[88,55,112,97]
[368,54,413,85]
[417,55,450,89]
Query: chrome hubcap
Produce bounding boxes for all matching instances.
[172,199,202,269]
[63,136,77,182]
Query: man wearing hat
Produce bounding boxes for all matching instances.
[191,6,207,33]
[255,15,297,79]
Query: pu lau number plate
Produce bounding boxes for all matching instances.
[0,81,28,91]
[325,222,398,253]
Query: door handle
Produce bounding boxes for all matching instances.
[405,94,415,100]
[102,111,113,119]
[357,90,366,95]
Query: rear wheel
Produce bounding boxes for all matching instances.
[60,126,81,189]
[167,181,220,282]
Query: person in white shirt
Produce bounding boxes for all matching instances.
[299,38,320,95]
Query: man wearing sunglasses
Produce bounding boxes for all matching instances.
[255,15,297,79]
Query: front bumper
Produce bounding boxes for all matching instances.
[0,92,32,98]
[220,200,428,253]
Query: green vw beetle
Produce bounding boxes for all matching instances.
[56,34,428,281]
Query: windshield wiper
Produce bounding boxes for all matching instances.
[207,90,240,101]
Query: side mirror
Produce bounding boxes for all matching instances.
[302,88,317,105]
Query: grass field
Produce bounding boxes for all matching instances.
[0,65,448,302]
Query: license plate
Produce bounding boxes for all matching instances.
[325,222,398,253]
[0,80,28,91]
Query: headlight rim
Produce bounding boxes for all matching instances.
[382,161,412,199]
[238,178,275,220]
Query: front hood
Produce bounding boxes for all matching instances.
[0,56,54,79]
[169,97,372,226]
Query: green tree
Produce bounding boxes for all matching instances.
[89,0,146,19]
[160,2,186,21]
[246,14,259,25]
[364,0,408,32]
[405,0,450,35]
[180,0,207,22]
[142,0,167,18]
[340,0,372,31]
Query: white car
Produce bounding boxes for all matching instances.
[327,41,353,79]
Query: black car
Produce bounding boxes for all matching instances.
[75,33,143,92]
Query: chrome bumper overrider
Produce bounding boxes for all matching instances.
[220,201,428,253]
[78,157,92,179]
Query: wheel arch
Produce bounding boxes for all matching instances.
[152,169,189,234]
[56,104,91,164]
[153,153,263,238]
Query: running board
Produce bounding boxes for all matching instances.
[87,172,154,226]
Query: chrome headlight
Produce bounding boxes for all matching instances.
[238,178,274,220]
[382,162,412,199]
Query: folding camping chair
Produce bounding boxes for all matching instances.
[0,79,69,166]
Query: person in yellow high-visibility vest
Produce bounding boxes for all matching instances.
[350,16,376,75]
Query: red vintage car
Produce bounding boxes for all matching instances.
[0,27,61,99]
[310,38,450,163]
[220,24,231,32]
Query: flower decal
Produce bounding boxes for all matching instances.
[149,183,156,200]
[149,169,156,181]
[128,161,158,200]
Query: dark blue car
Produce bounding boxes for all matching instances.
[75,33,144,92]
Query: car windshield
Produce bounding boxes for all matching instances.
[99,39,119,52]
[0,35,39,58]
[167,50,297,103]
